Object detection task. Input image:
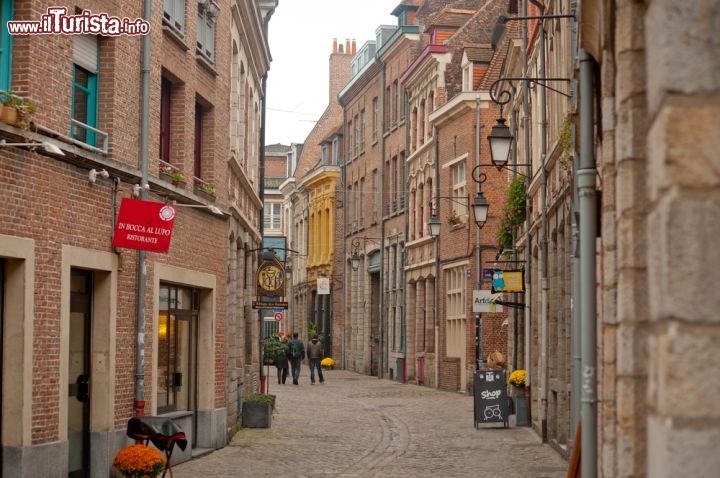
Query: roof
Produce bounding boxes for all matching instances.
[425,8,476,31]
[464,44,493,63]
[264,143,292,154]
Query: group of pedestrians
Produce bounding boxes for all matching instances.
[275,332,325,385]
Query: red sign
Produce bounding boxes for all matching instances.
[112,198,176,253]
[274,312,284,322]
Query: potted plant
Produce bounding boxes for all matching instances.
[159,162,185,186]
[321,357,335,370]
[112,443,166,478]
[508,369,530,426]
[0,91,36,129]
[262,334,287,365]
[242,392,275,428]
[193,178,216,200]
[447,209,461,225]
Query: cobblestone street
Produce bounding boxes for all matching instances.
[172,369,568,477]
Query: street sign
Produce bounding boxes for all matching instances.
[273,312,283,322]
[473,290,504,313]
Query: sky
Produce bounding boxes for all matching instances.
[264,0,401,146]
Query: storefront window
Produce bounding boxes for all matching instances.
[158,285,198,413]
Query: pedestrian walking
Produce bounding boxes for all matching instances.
[307,334,325,385]
[275,335,289,385]
[287,332,305,385]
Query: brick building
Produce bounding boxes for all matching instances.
[0,0,275,475]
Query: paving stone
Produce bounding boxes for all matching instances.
[172,369,568,477]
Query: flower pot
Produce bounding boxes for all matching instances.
[242,401,272,428]
[512,386,529,426]
[194,189,216,202]
[1,105,18,125]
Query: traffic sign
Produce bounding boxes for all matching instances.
[274,312,284,322]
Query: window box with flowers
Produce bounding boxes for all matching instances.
[447,210,462,226]
[113,443,166,478]
[193,178,216,201]
[159,162,185,187]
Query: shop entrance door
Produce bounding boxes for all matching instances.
[68,269,92,478]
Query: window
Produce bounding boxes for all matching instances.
[194,101,204,179]
[372,97,378,142]
[347,120,353,160]
[353,114,359,157]
[264,203,281,231]
[360,109,366,152]
[451,161,467,217]
[160,77,173,163]
[332,137,339,165]
[359,177,365,227]
[347,184,353,229]
[72,35,98,146]
[197,0,219,62]
[445,266,467,359]
[157,285,198,413]
[392,156,398,212]
[321,144,328,165]
[392,80,399,125]
[163,0,185,35]
[371,169,378,223]
[0,1,13,91]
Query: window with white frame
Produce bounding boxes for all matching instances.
[197,0,219,63]
[163,0,185,35]
[450,160,467,217]
[332,137,339,164]
[445,266,467,358]
[264,202,281,231]
[372,97,378,142]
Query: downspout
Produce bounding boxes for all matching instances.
[378,62,386,379]
[569,0,582,453]
[579,48,598,478]
[474,94,482,371]
[134,0,152,417]
[521,0,533,402]
[258,72,268,384]
[341,105,347,370]
[530,0,549,440]
[433,127,440,389]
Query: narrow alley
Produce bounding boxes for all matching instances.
[171,369,567,478]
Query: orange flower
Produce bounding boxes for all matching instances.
[113,444,166,478]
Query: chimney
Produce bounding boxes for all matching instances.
[345,39,350,55]
[332,38,338,54]
[351,39,357,54]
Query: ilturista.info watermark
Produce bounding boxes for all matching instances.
[7,7,149,36]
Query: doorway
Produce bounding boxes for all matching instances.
[68,269,92,478]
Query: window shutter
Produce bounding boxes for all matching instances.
[74,35,97,73]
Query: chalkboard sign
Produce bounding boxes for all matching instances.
[473,370,509,428]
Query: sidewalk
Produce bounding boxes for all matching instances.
[171,368,568,477]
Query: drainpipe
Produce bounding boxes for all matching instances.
[341,107,347,370]
[569,0,582,454]
[521,0,533,405]
[134,0,152,417]
[579,48,598,478]
[474,94,482,372]
[433,128,440,389]
[530,0,549,440]
[378,63,386,379]
[258,71,268,386]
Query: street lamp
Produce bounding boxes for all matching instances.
[471,191,489,226]
[428,214,442,237]
[487,118,513,169]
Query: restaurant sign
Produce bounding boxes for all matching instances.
[112,198,176,253]
[256,254,286,298]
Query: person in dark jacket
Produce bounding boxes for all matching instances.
[275,335,289,384]
[287,332,305,385]
[307,334,325,385]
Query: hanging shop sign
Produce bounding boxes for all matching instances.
[472,290,504,313]
[491,269,526,293]
[255,253,286,298]
[317,277,330,295]
[111,198,176,253]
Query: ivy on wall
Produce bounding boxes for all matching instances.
[496,175,527,250]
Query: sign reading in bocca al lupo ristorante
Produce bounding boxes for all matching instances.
[112,198,176,253]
